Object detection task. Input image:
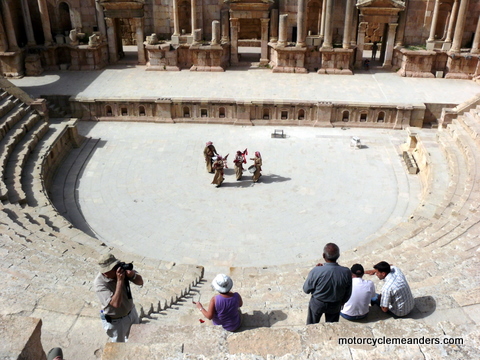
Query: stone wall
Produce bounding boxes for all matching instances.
[69,97,427,128]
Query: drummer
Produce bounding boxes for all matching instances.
[250,151,262,183]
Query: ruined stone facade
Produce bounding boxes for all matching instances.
[0,0,479,76]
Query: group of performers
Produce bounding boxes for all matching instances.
[204,141,262,188]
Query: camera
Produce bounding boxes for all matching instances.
[117,262,133,271]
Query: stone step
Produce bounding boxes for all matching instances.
[458,110,480,145]
[101,319,476,360]
[5,120,49,204]
[0,91,9,101]
[0,95,18,119]
[0,104,28,140]
[436,131,469,217]
[49,136,102,237]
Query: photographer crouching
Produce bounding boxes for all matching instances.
[93,253,143,342]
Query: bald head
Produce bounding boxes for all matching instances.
[323,243,340,262]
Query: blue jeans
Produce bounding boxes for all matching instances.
[340,312,367,321]
[371,294,399,318]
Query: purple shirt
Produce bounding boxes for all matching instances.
[212,293,241,331]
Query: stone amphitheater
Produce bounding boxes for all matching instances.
[1,65,480,360]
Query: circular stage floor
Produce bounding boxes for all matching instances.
[53,122,422,269]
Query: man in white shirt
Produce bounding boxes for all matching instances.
[340,264,376,320]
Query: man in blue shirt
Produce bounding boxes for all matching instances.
[303,243,352,324]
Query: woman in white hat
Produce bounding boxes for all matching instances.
[195,274,243,331]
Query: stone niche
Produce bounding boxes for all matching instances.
[318,48,354,75]
[396,48,436,78]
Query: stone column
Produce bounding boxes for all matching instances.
[342,0,354,49]
[211,20,220,45]
[95,0,107,39]
[322,0,333,48]
[37,0,53,46]
[173,0,180,36]
[193,29,202,44]
[395,0,408,46]
[191,0,197,34]
[350,7,358,46]
[379,23,388,63]
[445,0,459,43]
[1,0,18,50]
[20,0,36,45]
[355,21,367,68]
[106,17,119,63]
[135,17,146,64]
[451,0,470,52]
[278,14,288,46]
[230,17,239,65]
[260,18,269,62]
[296,0,307,47]
[471,15,480,54]
[270,8,278,42]
[319,0,327,40]
[383,23,398,66]
[427,0,441,42]
[0,15,8,51]
[221,9,229,43]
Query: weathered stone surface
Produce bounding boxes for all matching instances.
[228,328,302,357]
[102,343,183,360]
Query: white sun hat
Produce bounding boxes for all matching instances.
[211,274,233,293]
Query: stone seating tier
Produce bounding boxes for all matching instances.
[0,86,205,358]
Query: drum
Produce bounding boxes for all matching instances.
[248,165,256,174]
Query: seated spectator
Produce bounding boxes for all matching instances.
[195,274,243,331]
[47,347,63,360]
[340,264,376,320]
[366,261,415,317]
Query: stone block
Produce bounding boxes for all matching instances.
[0,315,46,360]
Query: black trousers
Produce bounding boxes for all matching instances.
[307,297,341,325]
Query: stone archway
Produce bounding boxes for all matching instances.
[98,0,146,64]
[306,0,322,36]
[228,0,273,66]
[355,0,405,68]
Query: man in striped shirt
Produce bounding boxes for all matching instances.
[366,261,415,317]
